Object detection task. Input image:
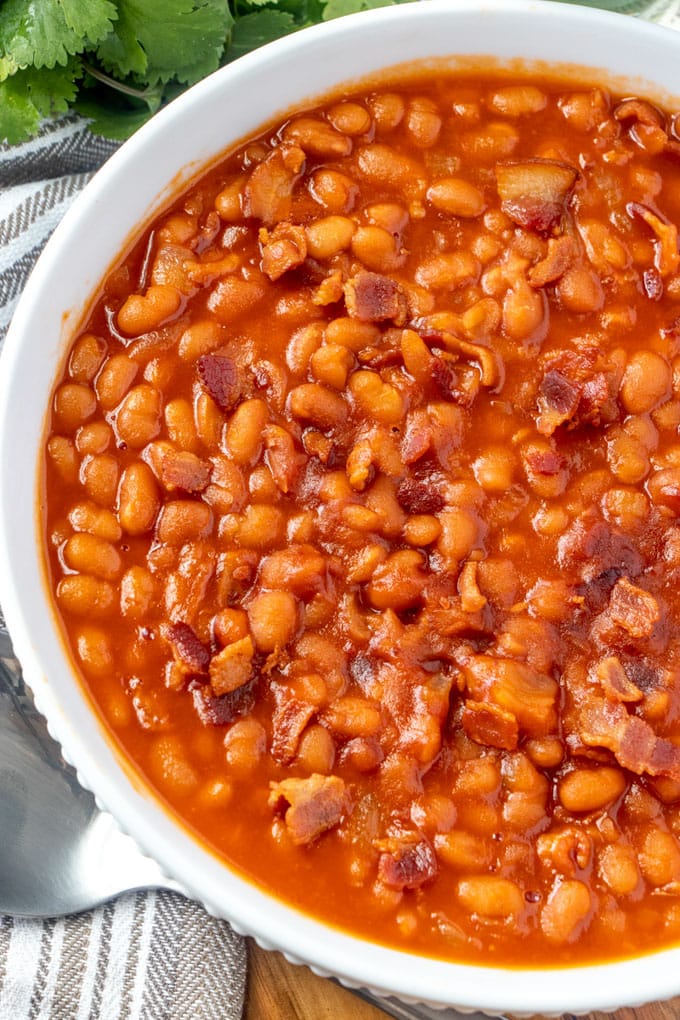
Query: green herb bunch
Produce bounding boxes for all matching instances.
[0,0,409,145]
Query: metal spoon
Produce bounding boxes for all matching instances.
[0,622,505,1020]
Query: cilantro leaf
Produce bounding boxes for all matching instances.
[322,0,410,19]
[0,59,82,143]
[96,0,234,85]
[75,95,153,139]
[226,10,299,62]
[0,0,116,73]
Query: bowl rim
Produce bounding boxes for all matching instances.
[3,1,680,1014]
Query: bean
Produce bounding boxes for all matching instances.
[437,508,479,567]
[405,96,442,148]
[296,724,336,774]
[356,143,425,193]
[323,697,381,738]
[473,447,516,493]
[558,266,604,313]
[69,502,122,542]
[351,225,403,273]
[57,575,115,616]
[178,320,226,361]
[639,829,680,886]
[460,122,519,160]
[310,344,354,390]
[541,880,592,944]
[598,844,641,896]
[120,566,155,618]
[156,500,213,544]
[236,504,286,549]
[403,514,441,546]
[247,590,298,652]
[503,279,545,340]
[75,422,112,456]
[214,179,244,221]
[427,178,486,218]
[68,333,107,383]
[63,532,122,581]
[325,317,380,352]
[76,625,114,678]
[457,876,524,919]
[488,85,547,117]
[115,384,162,448]
[348,370,404,425]
[306,216,356,260]
[95,354,138,410]
[368,92,405,133]
[194,392,224,448]
[225,398,268,464]
[309,169,358,214]
[53,383,97,433]
[117,284,182,335]
[558,767,626,813]
[289,383,347,429]
[47,436,79,484]
[326,102,371,136]
[224,718,266,770]
[620,350,671,414]
[415,251,479,291]
[366,549,427,610]
[118,462,160,535]
[435,831,491,871]
[149,736,198,794]
[82,454,120,507]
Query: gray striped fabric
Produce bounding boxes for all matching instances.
[0,117,247,1020]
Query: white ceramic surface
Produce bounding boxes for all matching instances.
[2,2,680,1015]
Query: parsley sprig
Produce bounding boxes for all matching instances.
[0,0,410,145]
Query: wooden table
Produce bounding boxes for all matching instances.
[245,941,680,1020]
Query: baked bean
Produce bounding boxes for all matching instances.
[47,436,79,484]
[503,279,545,340]
[598,844,641,896]
[63,532,122,581]
[178,320,226,361]
[117,284,182,335]
[356,143,426,193]
[120,566,155,618]
[349,370,404,425]
[310,344,354,390]
[557,266,604,312]
[460,122,519,160]
[284,116,352,158]
[369,92,405,132]
[247,590,298,651]
[306,216,356,260]
[309,168,358,213]
[82,454,120,507]
[225,398,268,464]
[403,514,441,547]
[156,500,213,544]
[366,550,427,611]
[53,383,96,433]
[405,96,442,148]
[427,178,486,218]
[639,829,680,887]
[620,350,671,414]
[415,251,480,292]
[95,354,138,410]
[296,724,336,774]
[236,504,285,548]
[57,575,115,616]
[472,447,515,493]
[541,880,592,944]
[435,831,491,871]
[115,385,162,448]
[149,736,199,794]
[457,876,524,919]
[323,696,381,738]
[488,85,547,117]
[224,718,266,770]
[214,178,244,221]
[559,767,626,813]
[351,225,403,273]
[75,422,112,456]
[289,383,347,429]
[69,502,122,542]
[327,102,371,136]
[326,316,380,352]
[69,333,107,383]
[76,625,113,678]
[118,462,160,535]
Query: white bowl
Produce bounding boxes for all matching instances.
[3,2,680,1015]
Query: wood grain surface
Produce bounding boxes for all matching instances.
[245,941,680,1020]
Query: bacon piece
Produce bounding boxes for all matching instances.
[269,773,349,845]
[244,144,306,225]
[430,357,460,400]
[536,369,580,434]
[528,235,577,287]
[191,678,256,726]
[158,448,211,493]
[523,443,566,478]
[263,424,304,494]
[344,271,408,325]
[495,158,578,234]
[396,477,444,514]
[271,688,316,765]
[607,578,661,639]
[643,267,664,301]
[614,98,664,127]
[259,222,307,281]
[593,656,643,704]
[627,202,679,277]
[197,354,240,411]
[456,652,557,737]
[375,830,437,890]
[580,697,680,781]
[401,409,433,464]
[462,699,518,751]
[165,621,210,675]
[536,348,618,436]
[209,635,254,696]
[557,515,643,583]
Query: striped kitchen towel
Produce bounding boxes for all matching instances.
[0,117,247,1020]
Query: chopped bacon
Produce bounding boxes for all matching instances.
[495,158,578,234]
[244,144,306,225]
[607,578,661,639]
[643,267,664,301]
[536,349,617,436]
[165,621,210,675]
[627,202,679,277]
[197,354,240,411]
[536,369,580,435]
[271,687,316,765]
[191,678,256,726]
[523,443,566,477]
[593,656,643,704]
[209,635,255,696]
[431,356,460,400]
[456,651,557,737]
[579,696,680,781]
[344,271,408,325]
[396,477,444,514]
[557,515,643,584]
[614,98,664,127]
[528,235,577,287]
[401,409,433,464]
[263,424,304,494]
[158,449,211,493]
[269,773,349,845]
[462,699,519,751]
[375,830,437,890]
[259,222,307,281]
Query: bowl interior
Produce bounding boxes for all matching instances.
[3,1,680,1013]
